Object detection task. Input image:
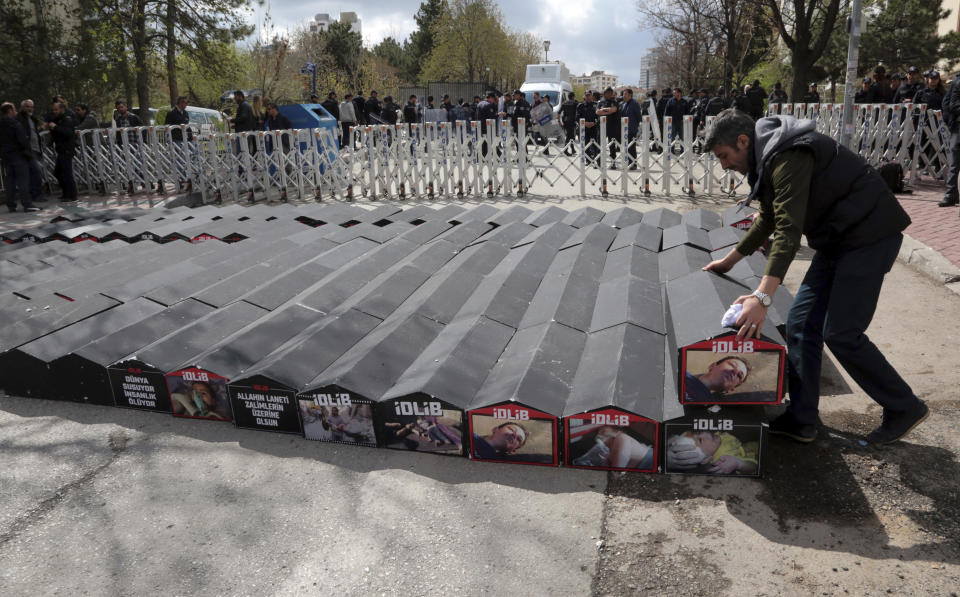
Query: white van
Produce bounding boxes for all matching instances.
[520,63,574,115]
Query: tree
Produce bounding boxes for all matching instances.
[765,0,843,101]
[421,0,513,84]
[323,20,364,89]
[859,0,960,74]
[373,37,405,71]
[405,0,446,82]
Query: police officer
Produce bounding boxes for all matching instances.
[854,78,872,104]
[746,79,766,119]
[507,89,531,135]
[560,91,579,155]
[596,86,621,161]
[477,91,499,156]
[402,95,419,124]
[731,88,751,113]
[916,71,944,109]
[365,90,382,122]
[576,90,599,163]
[940,72,960,207]
[691,88,710,130]
[768,82,788,108]
[801,82,820,103]
[868,66,893,104]
[893,67,925,103]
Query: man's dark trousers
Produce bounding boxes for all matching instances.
[785,233,920,425]
[4,158,34,210]
[54,153,77,199]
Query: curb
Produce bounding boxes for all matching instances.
[899,234,960,284]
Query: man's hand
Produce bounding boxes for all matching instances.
[703,258,734,274]
[707,455,742,474]
[733,293,767,340]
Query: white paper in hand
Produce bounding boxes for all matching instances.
[721,303,743,328]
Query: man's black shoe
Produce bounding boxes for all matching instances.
[768,412,816,443]
[866,400,929,444]
[938,197,958,207]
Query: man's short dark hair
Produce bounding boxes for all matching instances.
[265,102,278,110]
[774,82,782,89]
[704,108,755,152]
[0,102,15,115]
[75,102,88,112]
[176,95,187,104]
[328,91,336,99]
[674,87,682,93]
[409,94,417,100]
[384,95,393,102]
[115,100,126,107]
[234,90,245,99]
[624,88,633,95]
[427,95,434,102]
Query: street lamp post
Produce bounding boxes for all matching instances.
[544,40,551,63]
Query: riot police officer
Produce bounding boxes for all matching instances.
[596,86,621,161]
[893,67,925,104]
[560,91,579,155]
[576,90,599,163]
[801,82,820,103]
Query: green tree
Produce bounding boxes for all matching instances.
[860,0,960,74]
[421,0,510,83]
[323,20,364,89]
[405,0,447,82]
[373,37,405,71]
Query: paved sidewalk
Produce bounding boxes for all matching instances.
[899,179,960,265]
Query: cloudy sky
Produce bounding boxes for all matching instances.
[253,0,657,86]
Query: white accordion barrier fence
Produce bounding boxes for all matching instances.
[18,103,949,204]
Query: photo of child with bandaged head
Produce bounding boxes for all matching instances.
[166,370,232,421]
[665,426,760,476]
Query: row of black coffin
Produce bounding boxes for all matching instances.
[1,202,785,476]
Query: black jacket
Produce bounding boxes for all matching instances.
[321,98,339,121]
[575,100,598,137]
[750,119,910,254]
[560,99,578,129]
[365,97,382,120]
[597,96,620,136]
[746,86,766,118]
[477,101,498,134]
[266,112,293,151]
[706,95,729,117]
[943,79,960,131]
[508,98,531,133]
[353,96,367,125]
[402,102,418,124]
[381,102,400,125]
[233,100,256,132]
[49,112,76,155]
[0,115,31,162]
[800,91,820,103]
[164,107,193,141]
[915,85,944,110]
[114,110,143,145]
[867,80,893,104]
[768,89,788,105]
[893,82,924,104]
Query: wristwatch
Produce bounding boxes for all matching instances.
[751,290,772,307]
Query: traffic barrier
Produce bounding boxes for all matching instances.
[13,104,945,204]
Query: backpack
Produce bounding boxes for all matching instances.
[877,162,907,194]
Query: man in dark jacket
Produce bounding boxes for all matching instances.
[0,102,40,212]
[47,101,78,201]
[620,88,643,167]
[576,90,599,162]
[854,78,872,103]
[560,91,579,155]
[321,91,339,121]
[365,90,382,122]
[507,89,531,135]
[264,102,293,152]
[731,88,751,113]
[231,90,257,155]
[655,88,671,136]
[868,66,893,103]
[17,99,46,203]
[767,82,788,108]
[801,83,820,103]
[402,95,419,124]
[939,73,960,207]
[596,87,621,160]
[746,79,766,119]
[381,96,400,125]
[353,91,368,125]
[704,109,926,445]
[664,88,688,140]
[164,96,193,142]
[893,66,925,103]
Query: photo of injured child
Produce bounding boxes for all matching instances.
[470,415,554,464]
[381,409,464,455]
[664,427,760,475]
[299,401,376,446]
[682,350,782,403]
[567,418,657,471]
[167,374,232,420]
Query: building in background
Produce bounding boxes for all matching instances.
[639,52,658,91]
[939,0,960,73]
[309,11,362,35]
[571,70,618,90]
